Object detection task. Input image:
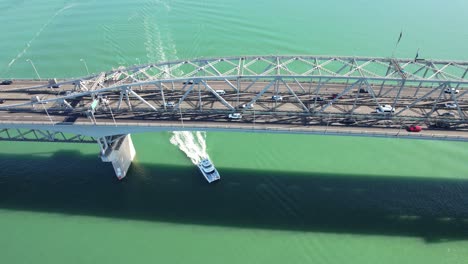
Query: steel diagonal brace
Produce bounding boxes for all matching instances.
[391,80,406,110]
[127,88,158,111]
[292,79,306,93]
[360,80,385,114]
[298,57,333,75]
[324,62,353,79]
[450,85,466,120]
[426,84,447,118]
[244,58,275,76]
[280,79,309,112]
[318,79,362,113]
[455,68,468,89]
[245,79,278,107]
[427,62,449,80]
[243,76,263,92]
[394,83,446,115]
[242,58,262,75]
[257,57,279,76]
[223,79,239,92]
[176,83,196,109]
[276,59,306,93]
[280,58,299,75]
[113,69,144,87]
[340,59,379,78]
[262,57,296,76]
[185,61,218,77]
[204,60,239,92]
[428,62,460,80]
[205,60,223,75]
[117,91,124,110]
[217,59,239,76]
[201,81,235,110]
[89,72,106,91]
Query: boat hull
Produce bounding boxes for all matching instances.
[197,159,220,183]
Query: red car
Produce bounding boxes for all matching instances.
[406,125,422,132]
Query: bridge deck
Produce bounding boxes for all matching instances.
[1,55,467,140]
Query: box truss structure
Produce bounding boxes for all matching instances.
[1,55,468,133]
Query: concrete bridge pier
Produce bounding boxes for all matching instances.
[97,134,136,180]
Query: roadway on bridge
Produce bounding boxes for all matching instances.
[1,76,467,141]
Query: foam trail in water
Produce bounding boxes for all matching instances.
[140,3,210,165]
[6,3,77,68]
[170,132,209,165]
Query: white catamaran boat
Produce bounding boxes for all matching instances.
[198,158,220,183]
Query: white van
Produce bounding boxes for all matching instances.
[376,105,395,114]
[164,102,175,108]
[215,90,226,96]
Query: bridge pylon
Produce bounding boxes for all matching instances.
[97,134,136,180]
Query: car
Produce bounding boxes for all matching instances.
[48,84,60,88]
[228,113,242,119]
[240,103,254,109]
[433,121,451,128]
[340,118,356,125]
[0,99,5,104]
[182,80,199,85]
[272,95,283,101]
[406,125,422,132]
[164,102,175,108]
[358,88,369,93]
[331,93,339,99]
[215,90,226,95]
[1,80,12,85]
[444,103,457,109]
[311,96,324,101]
[376,105,395,114]
[444,88,459,94]
[440,112,456,117]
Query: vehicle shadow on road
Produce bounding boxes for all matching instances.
[0,150,467,243]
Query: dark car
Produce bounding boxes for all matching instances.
[183,80,199,85]
[48,84,60,88]
[358,88,369,93]
[0,99,5,104]
[331,93,339,99]
[311,96,324,101]
[406,125,422,132]
[340,118,356,125]
[439,112,455,117]
[1,80,13,85]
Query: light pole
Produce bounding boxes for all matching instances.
[253,109,256,130]
[26,59,41,80]
[80,58,90,75]
[179,106,184,128]
[325,112,331,133]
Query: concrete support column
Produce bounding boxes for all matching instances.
[98,134,136,180]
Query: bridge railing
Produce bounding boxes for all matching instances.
[0,120,467,142]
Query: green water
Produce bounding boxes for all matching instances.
[1,0,468,263]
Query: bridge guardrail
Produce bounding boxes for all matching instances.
[0,120,466,141]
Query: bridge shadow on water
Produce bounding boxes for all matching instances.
[0,150,468,243]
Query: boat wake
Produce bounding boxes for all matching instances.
[6,3,77,69]
[170,131,209,165]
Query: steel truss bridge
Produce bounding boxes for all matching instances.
[1,55,467,178]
